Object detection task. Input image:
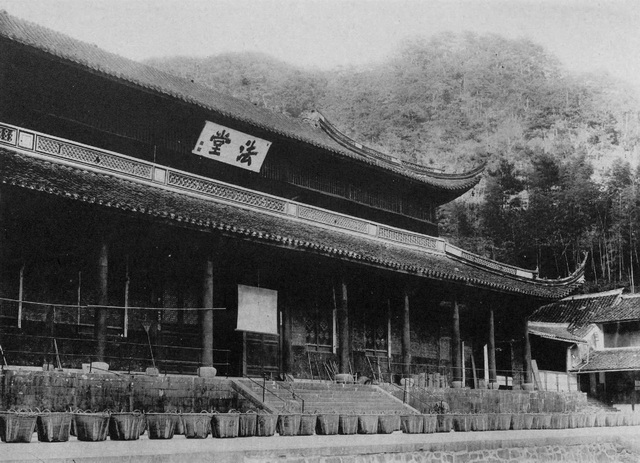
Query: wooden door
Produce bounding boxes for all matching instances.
[244,332,280,377]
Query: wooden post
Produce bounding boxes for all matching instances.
[402,288,411,378]
[95,240,108,363]
[202,257,214,368]
[337,276,349,374]
[281,291,293,375]
[523,317,533,388]
[488,308,497,386]
[452,298,462,387]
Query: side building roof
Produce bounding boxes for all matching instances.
[0,11,482,194]
[570,347,640,373]
[590,294,640,323]
[529,289,624,331]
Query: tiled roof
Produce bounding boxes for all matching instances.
[528,322,588,344]
[0,11,481,193]
[529,289,623,330]
[570,347,640,372]
[591,294,640,323]
[0,148,584,299]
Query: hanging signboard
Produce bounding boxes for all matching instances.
[236,285,278,335]
[192,121,272,172]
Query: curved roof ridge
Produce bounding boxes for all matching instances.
[445,245,586,287]
[313,111,485,184]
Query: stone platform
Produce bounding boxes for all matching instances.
[3,426,640,463]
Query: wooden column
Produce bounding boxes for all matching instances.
[281,292,293,375]
[337,277,349,374]
[523,317,533,387]
[402,288,411,378]
[202,257,214,368]
[488,308,497,386]
[94,240,109,363]
[452,298,462,387]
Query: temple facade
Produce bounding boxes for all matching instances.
[0,12,585,389]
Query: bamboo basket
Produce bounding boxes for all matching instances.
[109,412,144,441]
[339,414,358,435]
[584,413,597,428]
[436,414,453,433]
[73,412,110,442]
[423,414,437,434]
[401,414,424,434]
[316,413,339,435]
[378,414,400,434]
[256,413,277,437]
[471,414,488,432]
[452,414,472,432]
[181,412,211,439]
[357,414,379,434]
[238,412,257,437]
[299,414,317,436]
[36,411,72,442]
[277,413,300,436]
[211,412,240,438]
[145,413,179,440]
[2,412,37,443]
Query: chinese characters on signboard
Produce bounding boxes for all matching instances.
[192,121,272,172]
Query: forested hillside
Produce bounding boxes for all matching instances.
[146,33,640,292]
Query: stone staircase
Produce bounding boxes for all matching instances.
[235,379,417,414]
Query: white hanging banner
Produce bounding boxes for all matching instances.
[192,121,272,172]
[236,285,278,335]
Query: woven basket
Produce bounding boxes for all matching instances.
[109,412,144,441]
[471,414,488,432]
[73,413,110,442]
[401,414,424,434]
[451,414,471,432]
[358,414,379,434]
[436,414,453,433]
[211,412,240,438]
[255,413,277,437]
[378,414,400,434]
[181,412,211,439]
[299,414,317,436]
[316,413,339,435]
[339,414,358,435]
[423,414,437,434]
[2,412,37,443]
[238,412,257,437]
[36,412,72,442]
[145,413,179,440]
[276,413,300,436]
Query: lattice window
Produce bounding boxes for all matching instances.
[167,172,287,213]
[378,226,439,250]
[297,205,369,233]
[0,126,17,144]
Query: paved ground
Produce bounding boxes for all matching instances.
[2,426,640,463]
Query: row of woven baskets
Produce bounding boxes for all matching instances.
[418,412,640,434]
[0,410,637,442]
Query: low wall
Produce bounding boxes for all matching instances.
[381,385,588,413]
[0,369,258,412]
[244,442,634,463]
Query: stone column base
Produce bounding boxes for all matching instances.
[452,380,464,388]
[521,382,535,391]
[198,366,217,378]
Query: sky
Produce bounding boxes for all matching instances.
[1,0,639,91]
